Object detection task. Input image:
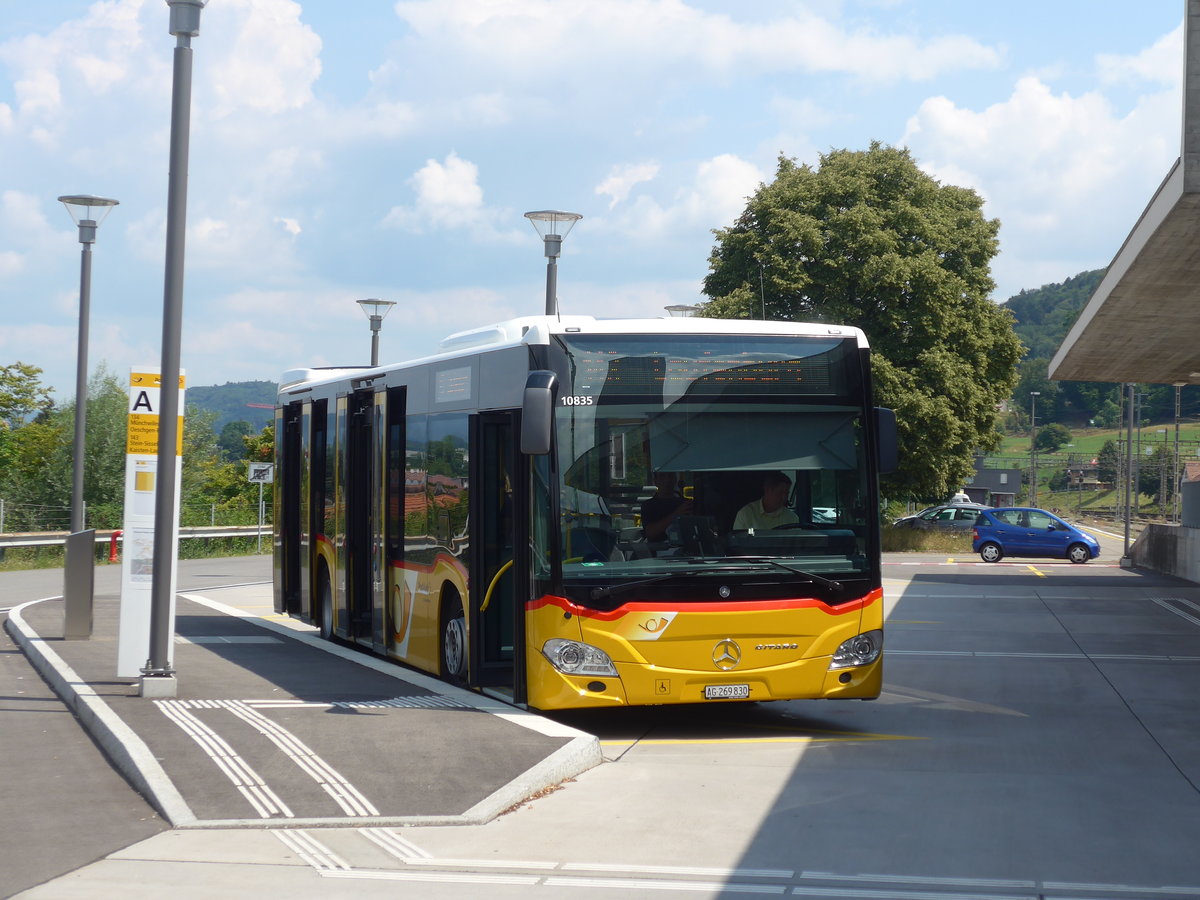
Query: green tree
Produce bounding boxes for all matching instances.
[218,420,254,461]
[1094,399,1121,429]
[701,142,1022,498]
[1035,422,1072,453]
[1097,440,1119,485]
[0,362,53,427]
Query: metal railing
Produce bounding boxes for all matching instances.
[0,525,268,550]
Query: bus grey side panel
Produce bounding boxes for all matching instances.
[479,347,533,411]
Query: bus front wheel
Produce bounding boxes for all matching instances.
[440,590,467,684]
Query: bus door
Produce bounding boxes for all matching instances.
[345,387,386,647]
[274,401,302,616]
[469,412,527,702]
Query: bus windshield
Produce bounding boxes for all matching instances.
[551,333,872,607]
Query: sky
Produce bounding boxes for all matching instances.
[0,0,1187,400]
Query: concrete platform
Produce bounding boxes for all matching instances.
[4,559,600,830]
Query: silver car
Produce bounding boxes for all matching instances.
[892,502,988,531]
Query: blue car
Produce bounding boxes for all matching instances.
[971,507,1100,564]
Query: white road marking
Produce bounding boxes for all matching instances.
[1151,597,1200,628]
[222,700,379,817]
[155,698,379,818]
[155,700,293,818]
[271,829,350,871]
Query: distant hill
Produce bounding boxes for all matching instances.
[187,380,277,433]
[1001,269,1105,359]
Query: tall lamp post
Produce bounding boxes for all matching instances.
[58,194,118,641]
[1030,391,1041,507]
[357,299,396,366]
[143,0,205,698]
[58,194,119,534]
[524,210,582,315]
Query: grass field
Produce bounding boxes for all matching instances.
[997,422,1200,459]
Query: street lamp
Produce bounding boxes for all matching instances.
[524,210,582,316]
[58,194,119,535]
[1030,391,1041,507]
[665,304,699,317]
[144,0,206,698]
[357,299,396,366]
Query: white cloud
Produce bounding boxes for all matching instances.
[902,73,1180,298]
[203,0,323,117]
[595,163,660,209]
[1097,21,1182,86]
[382,152,524,241]
[390,0,1002,87]
[0,0,148,129]
[0,190,62,263]
[0,251,24,277]
[597,153,764,241]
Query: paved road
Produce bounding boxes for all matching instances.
[9,551,1200,899]
[0,587,166,897]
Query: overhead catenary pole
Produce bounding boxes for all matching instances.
[1029,391,1040,507]
[143,0,205,696]
[1122,382,1134,567]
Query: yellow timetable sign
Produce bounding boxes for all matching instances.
[126,413,184,455]
[126,371,185,456]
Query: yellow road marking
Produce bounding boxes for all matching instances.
[1026,564,1047,577]
[601,729,922,748]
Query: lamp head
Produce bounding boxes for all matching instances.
[665,304,699,318]
[357,298,396,325]
[167,0,206,38]
[524,210,582,258]
[58,195,118,245]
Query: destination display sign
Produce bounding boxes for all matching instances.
[561,335,846,400]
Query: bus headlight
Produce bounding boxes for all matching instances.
[542,638,618,677]
[828,630,883,670]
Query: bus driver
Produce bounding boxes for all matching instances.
[733,470,799,531]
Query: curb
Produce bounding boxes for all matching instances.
[7,592,602,830]
[5,598,197,827]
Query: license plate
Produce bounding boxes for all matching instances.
[704,683,750,700]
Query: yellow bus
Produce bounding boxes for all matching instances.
[273,315,896,710]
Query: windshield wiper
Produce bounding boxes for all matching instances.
[725,557,843,593]
[589,573,680,601]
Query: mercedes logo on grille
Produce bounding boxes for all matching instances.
[712,638,741,671]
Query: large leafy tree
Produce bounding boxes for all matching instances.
[701,142,1022,498]
[0,362,53,427]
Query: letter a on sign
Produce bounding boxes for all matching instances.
[132,390,154,413]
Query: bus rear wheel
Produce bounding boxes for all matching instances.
[440,590,467,684]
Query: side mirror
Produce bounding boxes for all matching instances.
[874,407,898,474]
[521,370,557,455]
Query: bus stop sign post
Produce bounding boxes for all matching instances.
[248,463,274,553]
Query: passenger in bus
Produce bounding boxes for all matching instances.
[640,471,693,541]
[733,471,799,531]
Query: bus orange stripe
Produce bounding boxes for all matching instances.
[527,587,881,620]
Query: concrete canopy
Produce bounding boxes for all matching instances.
[1049,1,1200,386]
